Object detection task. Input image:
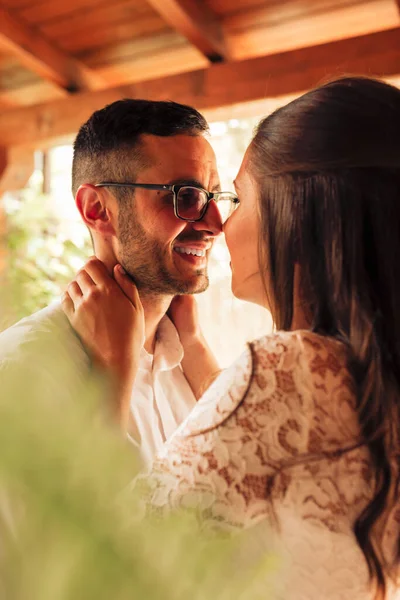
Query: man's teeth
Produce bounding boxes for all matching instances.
[175,247,206,257]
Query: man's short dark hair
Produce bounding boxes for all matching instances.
[72,99,209,197]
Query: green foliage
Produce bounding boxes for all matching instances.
[2,186,91,327]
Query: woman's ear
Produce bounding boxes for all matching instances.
[75,184,116,236]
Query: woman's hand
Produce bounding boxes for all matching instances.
[168,295,220,400]
[61,258,144,430]
[168,295,201,348]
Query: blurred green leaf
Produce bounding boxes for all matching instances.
[2,188,91,325]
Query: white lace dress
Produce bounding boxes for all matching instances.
[144,331,400,600]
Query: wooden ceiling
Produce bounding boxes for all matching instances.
[0,0,399,148]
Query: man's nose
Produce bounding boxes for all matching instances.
[191,200,223,236]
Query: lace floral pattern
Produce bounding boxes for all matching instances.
[144,331,400,599]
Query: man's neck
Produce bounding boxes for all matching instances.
[92,249,172,354]
[140,293,172,355]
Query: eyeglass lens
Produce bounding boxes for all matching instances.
[176,187,235,223]
[215,194,236,223]
[176,187,208,220]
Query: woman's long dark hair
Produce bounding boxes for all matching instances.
[249,77,400,599]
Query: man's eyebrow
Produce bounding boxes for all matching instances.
[167,178,204,187]
[167,178,221,192]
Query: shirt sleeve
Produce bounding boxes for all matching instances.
[0,308,95,409]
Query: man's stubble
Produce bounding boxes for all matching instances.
[117,213,209,296]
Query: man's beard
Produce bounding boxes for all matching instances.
[117,215,210,296]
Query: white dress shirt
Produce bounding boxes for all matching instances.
[127,315,197,467]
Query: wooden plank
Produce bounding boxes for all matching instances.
[224,0,399,60]
[202,0,262,17]
[146,0,228,61]
[56,15,169,54]
[225,0,377,28]
[39,0,158,40]
[0,27,399,148]
[82,32,187,68]
[17,0,110,23]
[0,6,107,92]
[1,0,43,9]
[211,0,364,19]
[94,43,209,86]
[0,80,67,106]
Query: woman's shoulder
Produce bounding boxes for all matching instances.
[250,329,354,409]
[250,329,359,446]
[177,329,353,439]
[250,329,350,381]
[250,328,348,365]
[175,341,254,436]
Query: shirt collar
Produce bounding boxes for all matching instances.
[139,315,184,373]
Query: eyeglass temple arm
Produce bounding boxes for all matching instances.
[94,182,172,190]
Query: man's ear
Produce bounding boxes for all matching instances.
[75,184,116,236]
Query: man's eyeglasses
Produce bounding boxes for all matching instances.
[94,182,240,223]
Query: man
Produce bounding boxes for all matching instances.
[0,99,238,467]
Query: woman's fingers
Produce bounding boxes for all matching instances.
[131,281,143,312]
[61,291,75,317]
[76,268,96,294]
[61,259,145,388]
[168,294,200,343]
[84,256,111,286]
[114,265,143,310]
[67,280,83,302]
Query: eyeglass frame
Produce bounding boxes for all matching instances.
[94,182,239,222]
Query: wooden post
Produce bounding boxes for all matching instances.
[0,145,34,281]
[0,147,7,281]
[0,146,35,196]
[42,150,51,195]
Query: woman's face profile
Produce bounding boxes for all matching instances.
[224,148,268,308]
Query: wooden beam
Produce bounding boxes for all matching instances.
[146,0,228,62]
[0,6,106,92]
[0,27,399,148]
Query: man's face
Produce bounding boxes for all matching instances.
[115,134,222,296]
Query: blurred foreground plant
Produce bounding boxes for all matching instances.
[0,321,277,600]
[2,186,90,329]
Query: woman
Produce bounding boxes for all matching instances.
[63,77,400,599]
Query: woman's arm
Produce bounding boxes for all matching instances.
[168,296,220,399]
[61,258,145,432]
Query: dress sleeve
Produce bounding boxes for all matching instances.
[142,333,320,528]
